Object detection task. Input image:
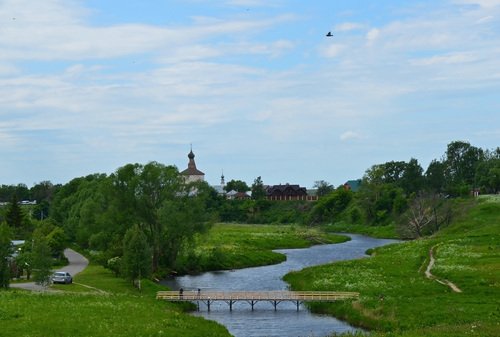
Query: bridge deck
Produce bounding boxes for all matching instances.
[157,290,359,311]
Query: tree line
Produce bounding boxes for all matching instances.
[1,140,498,288]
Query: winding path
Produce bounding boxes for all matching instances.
[425,245,462,293]
[11,248,88,292]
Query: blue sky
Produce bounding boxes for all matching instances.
[1,0,499,188]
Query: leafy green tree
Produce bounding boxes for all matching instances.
[32,230,52,286]
[224,179,249,192]
[309,188,353,225]
[400,158,424,194]
[425,159,446,193]
[46,226,67,259]
[313,180,334,197]
[122,225,151,290]
[0,223,13,288]
[158,182,213,268]
[251,176,266,200]
[444,141,484,195]
[15,248,33,280]
[475,150,500,194]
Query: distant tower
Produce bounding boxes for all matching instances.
[180,146,205,183]
[221,170,226,192]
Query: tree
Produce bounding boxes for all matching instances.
[224,179,249,193]
[309,188,353,225]
[400,158,424,194]
[399,193,452,238]
[158,181,213,268]
[122,225,151,290]
[5,195,26,236]
[313,180,334,197]
[425,159,446,193]
[251,176,266,200]
[0,223,13,288]
[32,230,53,286]
[444,141,484,195]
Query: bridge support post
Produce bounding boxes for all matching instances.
[229,300,234,311]
[296,301,299,311]
[273,300,277,311]
[207,300,211,312]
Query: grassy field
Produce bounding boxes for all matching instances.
[178,223,349,272]
[1,264,231,337]
[284,197,500,337]
[2,223,348,337]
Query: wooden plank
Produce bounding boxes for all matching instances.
[156,290,359,302]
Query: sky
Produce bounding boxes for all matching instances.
[1,0,499,189]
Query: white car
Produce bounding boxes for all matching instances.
[51,271,73,284]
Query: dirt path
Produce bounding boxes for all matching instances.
[425,245,462,293]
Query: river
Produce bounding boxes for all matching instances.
[162,234,399,337]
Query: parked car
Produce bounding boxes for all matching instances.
[51,271,73,284]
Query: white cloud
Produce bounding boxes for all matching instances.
[321,44,345,58]
[366,28,380,45]
[410,52,478,66]
[476,15,494,23]
[335,22,364,32]
[340,131,363,141]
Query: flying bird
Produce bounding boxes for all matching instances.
[326,31,333,37]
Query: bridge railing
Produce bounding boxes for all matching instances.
[156,290,359,301]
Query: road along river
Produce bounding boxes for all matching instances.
[162,234,399,337]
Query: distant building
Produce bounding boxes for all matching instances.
[180,147,205,183]
[212,171,226,195]
[266,184,317,201]
[226,190,251,200]
[343,179,362,192]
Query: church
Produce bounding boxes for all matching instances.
[180,147,205,183]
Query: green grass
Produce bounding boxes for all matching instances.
[1,264,231,337]
[323,222,398,239]
[284,198,500,337]
[182,223,349,272]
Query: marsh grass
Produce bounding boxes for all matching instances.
[285,198,500,336]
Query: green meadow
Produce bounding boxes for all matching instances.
[0,264,231,337]
[2,223,348,337]
[177,223,349,272]
[284,197,500,337]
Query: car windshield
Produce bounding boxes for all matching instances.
[54,272,66,276]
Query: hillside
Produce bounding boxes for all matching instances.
[284,196,500,337]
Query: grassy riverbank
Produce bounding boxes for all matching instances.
[322,222,398,239]
[1,264,231,337]
[177,223,349,273]
[284,197,500,337]
[2,224,348,337]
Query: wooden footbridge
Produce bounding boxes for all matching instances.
[156,290,359,311]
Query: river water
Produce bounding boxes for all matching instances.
[162,234,399,337]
